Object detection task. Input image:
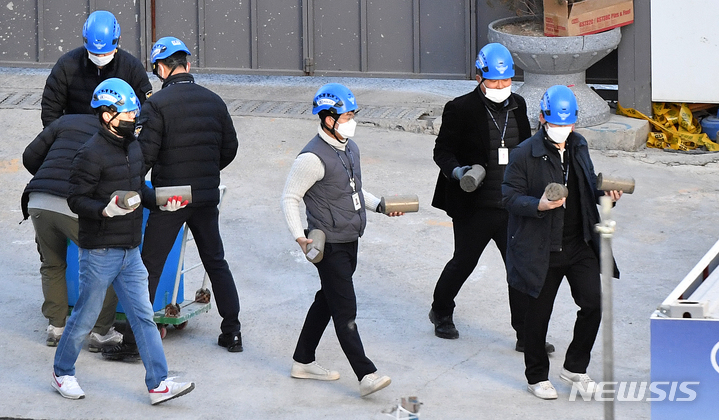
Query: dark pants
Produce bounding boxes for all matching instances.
[124,206,241,344]
[524,238,602,384]
[293,241,376,381]
[431,207,529,340]
[29,208,118,334]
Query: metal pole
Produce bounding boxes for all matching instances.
[170,224,191,306]
[151,0,156,44]
[596,195,616,420]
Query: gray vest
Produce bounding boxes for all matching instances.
[300,135,366,243]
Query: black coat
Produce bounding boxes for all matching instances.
[21,114,100,220]
[502,128,619,298]
[431,87,531,219]
[68,127,152,249]
[137,73,238,207]
[41,47,152,128]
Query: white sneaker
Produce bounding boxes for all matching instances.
[291,361,340,381]
[46,325,64,347]
[359,372,391,397]
[560,368,597,393]
[88,327,123,353]
[52,373,85,400]
[527,380,558,400]
[149,377,195,405]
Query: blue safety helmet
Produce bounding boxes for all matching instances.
[82,11,121,55]
[91,78,140,114]
[312,83,358,115]
[150,37,192,63]
[540,85,578,125]
[475,43,515,80]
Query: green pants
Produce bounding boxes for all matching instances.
[29,208,118,334]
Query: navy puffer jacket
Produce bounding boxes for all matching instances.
[41,47,152,128]
[68,127,152,249]
[21,114,100,220]
[137,73,238,207]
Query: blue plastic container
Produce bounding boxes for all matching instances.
[700,112,719,141]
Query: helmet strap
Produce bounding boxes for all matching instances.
[103,111,121,135]
[153,62,176,82]
[106,110,120,125]
[167,65,179,79]
[321,114,347,144]
[155,61,186,82]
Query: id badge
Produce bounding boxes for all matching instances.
[498,147,509,165]
[352,192,362,211]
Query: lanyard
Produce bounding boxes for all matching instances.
[485,105,509,148]
[559,148,569,186]
[329,144,356,192]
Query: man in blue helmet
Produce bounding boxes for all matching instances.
[40,10,152,128]
[429,43,551,353]
[22,108,123,351]
[281,83,401,397]
[51,78,194,404]
[502,85,621,399]
[102,36,242,359]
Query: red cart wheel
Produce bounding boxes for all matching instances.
[158,325,167,339]
[174,321,188,330]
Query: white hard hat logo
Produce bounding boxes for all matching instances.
[316,98,336,107]
[96,93,117,103]
[93,40,106,50]
[496,64,508,74]
[558,112,570,120]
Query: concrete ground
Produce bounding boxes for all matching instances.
[2,68,719,419]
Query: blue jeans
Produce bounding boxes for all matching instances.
[53,247,168,390]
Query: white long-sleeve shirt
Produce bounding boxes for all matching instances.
[281,125,381,240]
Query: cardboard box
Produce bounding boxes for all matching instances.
[544,0,634,37]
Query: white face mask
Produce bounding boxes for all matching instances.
[483,82,512,104]
[88,50,116,67]
[336,118,357,139]
[545,124,573,144]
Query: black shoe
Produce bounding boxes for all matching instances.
[102,342,140,361]
[218,332,243,352]
[428,309,459,339]
[515,340,555,354]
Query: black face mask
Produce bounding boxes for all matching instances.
[115,119,137,138]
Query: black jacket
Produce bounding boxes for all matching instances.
[137,73,238,207]
[432,87,531,219]
[68,127,152,249]
[41,47,152,128]
[502,128,619,298]
[21,114,100,220]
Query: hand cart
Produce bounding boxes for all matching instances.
[65,185,227,338]
[152,185,227,338]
